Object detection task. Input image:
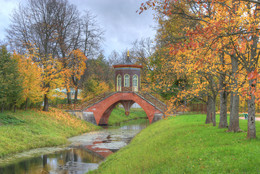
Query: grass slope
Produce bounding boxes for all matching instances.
[0,108,98,157]
[108,107,147,125]
[90,115,260,174]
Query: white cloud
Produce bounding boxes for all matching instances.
[0,0,20,41]
[0,0,156,58]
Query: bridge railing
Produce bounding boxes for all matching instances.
[57,91,116,111]
[137,92,167,113]
[58,91,167,113]
[57,103,82,111]
[80,92,116,110]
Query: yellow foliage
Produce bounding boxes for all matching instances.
[82,76,110,102]
[13,52,43,104]
[63,49,87,91]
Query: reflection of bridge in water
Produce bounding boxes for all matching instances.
[59,51,167,125]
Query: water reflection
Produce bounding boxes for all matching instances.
[69,118,149,154]
[120,124,147,130]
[0,148,101,174]
[0,118,149,174]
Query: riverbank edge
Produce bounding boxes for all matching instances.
[0,107,148,166]
[89,114,260,174]
[0,108,100,161]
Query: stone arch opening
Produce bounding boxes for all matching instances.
[85,92,164,125]
[98,100,149,125]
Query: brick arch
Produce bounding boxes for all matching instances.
[84,93,163,125]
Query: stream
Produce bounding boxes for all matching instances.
[0,118,149,174]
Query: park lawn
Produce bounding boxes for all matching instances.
[90,114,260,174]
[108,107,147,125]
[0,108,99,157]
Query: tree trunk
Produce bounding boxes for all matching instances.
[219,89,228,128]
[229,92,240,132]
[244,100,247,113]
[229,56,241,132]
[74,87,78,104]
[67,88,72,104]
[43,94,49,111]
[247,79,256,138]
[25,98,28,111]
[219,51,228,128]
[212,96,216,126]
[230,93,233,117]
[206,96,213,124]
[14,104,16,113]
[1,103,3,113]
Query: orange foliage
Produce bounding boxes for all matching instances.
[141,0,260,109]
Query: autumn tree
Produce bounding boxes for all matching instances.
[53,0,80,104]
[141,0,260,138]
[64,10,103,104]
[54,6,103,104]
[178,0,258,136]
[6,0,104,109]
[138,0,228,127]
[14,52,43,110]
[64,49,87,103]
[6,0,62,111]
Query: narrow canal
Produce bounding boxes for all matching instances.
[0,118,149,174]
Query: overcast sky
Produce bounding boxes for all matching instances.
[0,0,156,58]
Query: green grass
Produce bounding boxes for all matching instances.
[108,107,147,125]
[0,115,25,125]
[0,108,99,158]
[90,114,260,174]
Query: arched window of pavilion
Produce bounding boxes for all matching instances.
[124,74,130,87]
[133,74,138,92]
[117,75,122,91]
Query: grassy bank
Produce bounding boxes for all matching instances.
[90,114,260,174]
[108,107,147,125]
[0,108,99,157]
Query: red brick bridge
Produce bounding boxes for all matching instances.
[61,53,167,125]
[62,92,167,125]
